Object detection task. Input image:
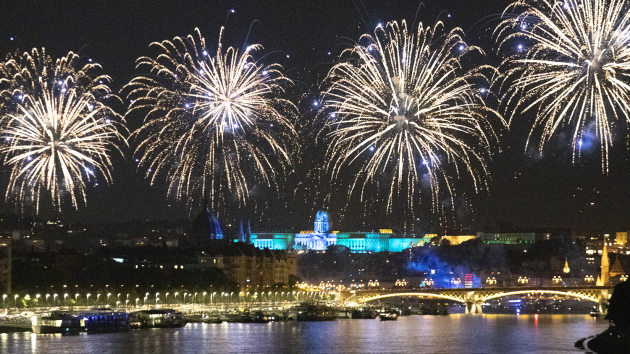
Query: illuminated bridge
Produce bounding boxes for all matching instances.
[339,286,614,314]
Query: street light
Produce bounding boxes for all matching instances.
[202,292,206,305]
[97,294,101,306]
[165,293,169,304]
[64,293,68,306]
[36,294,40,307]
[2,294,6,306]
[87,294,91,306]
[174,292,179,304]
[107,293,112,305]
[14,294,19,307]
[136,298,140,307]
[45,294,50,306]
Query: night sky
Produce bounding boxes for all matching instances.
[0,0,628,232]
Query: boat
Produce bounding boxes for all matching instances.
[130,309,186,328]
[287,305,308,320]
[296,304,337,321]
[350,309,377,319]
[204,315,223,324]
[379,312,398,321]
[252,311,270,323]
[590,308,602,317]
[32,310,130,334]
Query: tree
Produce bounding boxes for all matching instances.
[606,281,630,332]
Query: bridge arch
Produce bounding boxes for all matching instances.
[481,290,600,303]
[359,292,465,304]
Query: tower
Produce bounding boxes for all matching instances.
[600,238,610,286]
[563,258,570,274]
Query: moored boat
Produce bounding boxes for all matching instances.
[296,304,337,321]
[590,308,602,317]
[379,312,398,321]
[130,309,186,328]
[32,310,130,334]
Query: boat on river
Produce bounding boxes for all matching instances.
[379,312,398,321]
[296,304,337,321]
[130,309,186,328]
[32,310,130,334]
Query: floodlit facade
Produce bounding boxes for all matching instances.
[251,211,430,253]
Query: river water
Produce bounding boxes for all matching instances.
[1,314,608,354]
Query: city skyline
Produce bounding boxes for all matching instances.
[0,0,628,233]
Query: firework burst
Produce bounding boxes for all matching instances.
[125,28,297,208]
[0,48,125,212]
[324,20,503,213]
[496,0,630,171]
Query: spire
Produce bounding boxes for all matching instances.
[596,274,603,287]
[601,237,610,286]
[247,219,251,244]
[240,221,245,242]
[563,258,570,274]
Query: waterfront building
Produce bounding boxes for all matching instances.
[201,243,297,287]
[250,211,430,253]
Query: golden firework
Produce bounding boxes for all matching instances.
[496,0,630,171]
[125,28,297,208]
[324,21,503,212]
[0,49,125,212]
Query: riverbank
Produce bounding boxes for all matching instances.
[580,327,630,354]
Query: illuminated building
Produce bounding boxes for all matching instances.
[596,239,610,286]
[615,232,627,247]
[442,235,477,245]
[250,211,429,253]
[477,232,536,244]
[201,243,297,287]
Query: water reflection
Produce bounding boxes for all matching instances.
[1,315,608,354]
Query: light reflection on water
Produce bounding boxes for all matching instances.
[1,315,608,354]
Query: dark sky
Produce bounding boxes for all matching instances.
[0,0,628,232]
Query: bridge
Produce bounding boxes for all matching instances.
[338,286,613,314]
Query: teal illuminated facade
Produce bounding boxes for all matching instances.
[250,211,430,253]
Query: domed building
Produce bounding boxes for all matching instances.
[186,205,223,248]
[249,210,426,252]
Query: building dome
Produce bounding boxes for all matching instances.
[189,205,223,247]
[314,210,331,233]
[315,211,329,222]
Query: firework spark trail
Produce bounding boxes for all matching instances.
[495,0,630,172]
[324,20,503,213]
[125,28,297,208]
[0,48,125,213]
